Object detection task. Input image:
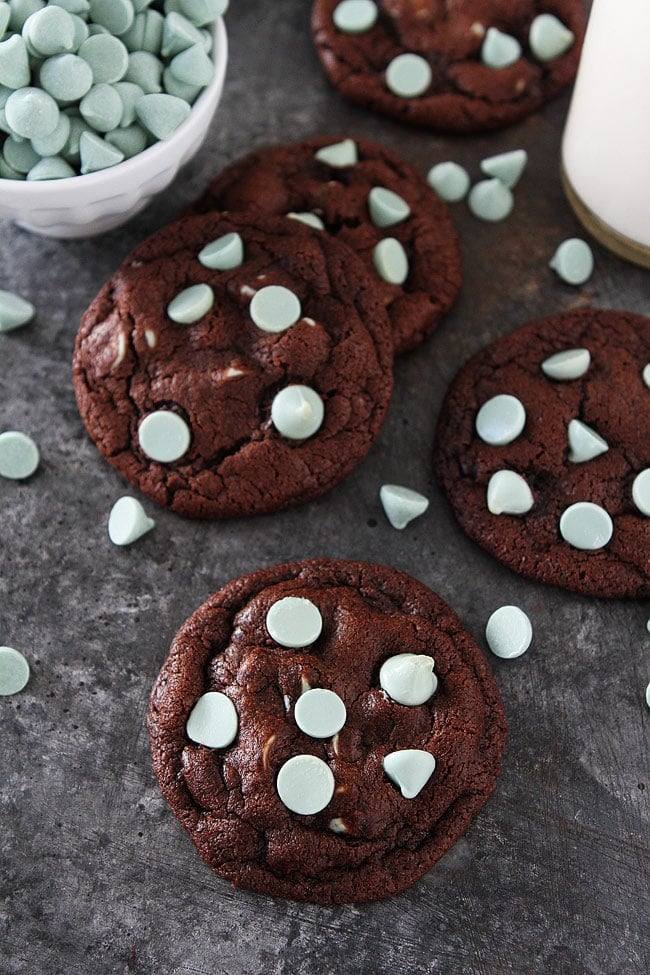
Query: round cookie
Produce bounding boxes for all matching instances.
[434,309,650,598]
[148,558,507,904]
[188,136,462,355]
[312,1,585,132]
[73,212,393,518]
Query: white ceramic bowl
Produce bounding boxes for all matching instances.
[0,18,228,238]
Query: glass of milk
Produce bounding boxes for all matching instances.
[561,0,650,269]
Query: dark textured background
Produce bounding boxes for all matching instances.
[1,3,648,973]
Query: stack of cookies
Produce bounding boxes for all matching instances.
[73,135,462,518]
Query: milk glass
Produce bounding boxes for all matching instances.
[561,0,650,268]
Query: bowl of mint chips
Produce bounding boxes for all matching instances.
[0,0,228,236]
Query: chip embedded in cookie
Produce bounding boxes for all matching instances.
[434,309,650,598]
[73,213,393,518]
[148,559,507,904]
[311,1,586,132]
[189,135,462,355]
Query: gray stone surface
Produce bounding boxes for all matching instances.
[0,3,648,973]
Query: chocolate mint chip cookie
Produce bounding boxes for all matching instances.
[190,135,462,355]
[73,212,393,518]
[312,1,585,132]
[148,558,507,904]
[434,309,650,598]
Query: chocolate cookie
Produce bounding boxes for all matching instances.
[73,212,393,518]
[189,136,462,355]
[312,1,585,132]
[148,559,507,904]
[434,309,650,598]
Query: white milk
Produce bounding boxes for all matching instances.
[562,0,650,260]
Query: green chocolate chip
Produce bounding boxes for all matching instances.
[468,178,514,222]
[68,15,90,53]
[481,27,522,69]
[485,606,532,659]
[107,496,155,546]
[108,497,156,545]
[105,122,147,157]
[480,148,527,189]
[162,65,200,102]
[541,348,591,381]
[161,11,204,57]
[133,0,155,11]
[276,755,335,814]
[385,52,432,98]
[124,51,163,92]
[79,129,124,172]
[26,155,76,179]
[0,430,39,478]
[179,0,225,26]
[169,41,213,86]
[199,27,212,52]
[0,646,30,696]
[266,596,323,649]
[8,0,45,33]
[0,289,35,331]
[286,211,325,230]
[529,13,574,62]
[49,0,91,14]
[113,81,145,126]
[271,385,324,440]
[79,83,123,132]
[120,11,146,53]
[78,34,129,84]
[383,750,435,799]
[121,9,164,54]
[486,470,534,516]
[567,419,609,464]
[476,394,526,445]
[549,238,593,285]
[0,155,22,178]
[168,283,214,323]
[632,469,650,516]
[62,111,91,162]
[39,54,93,102]
[3,135,39,173]
[373,237,409,285]
[139,8,163,47]
[5,87,60,139]
[32,112,70,156]
[23,6,76,57]
[185,691,239,748]
[249,285,301,333]
[314,138,357,168]
[138,409,191,462]
[0,3,10,35]
[368,186,410,228]
[198,232,243,270]
[426,161,470,202]
[559,502,613,550]
[0,35,31,90]
[135,91,189,138]
[379,484,429,530]
[333,0,378,34]
[22,31,44,60]
[88,0,135,36]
